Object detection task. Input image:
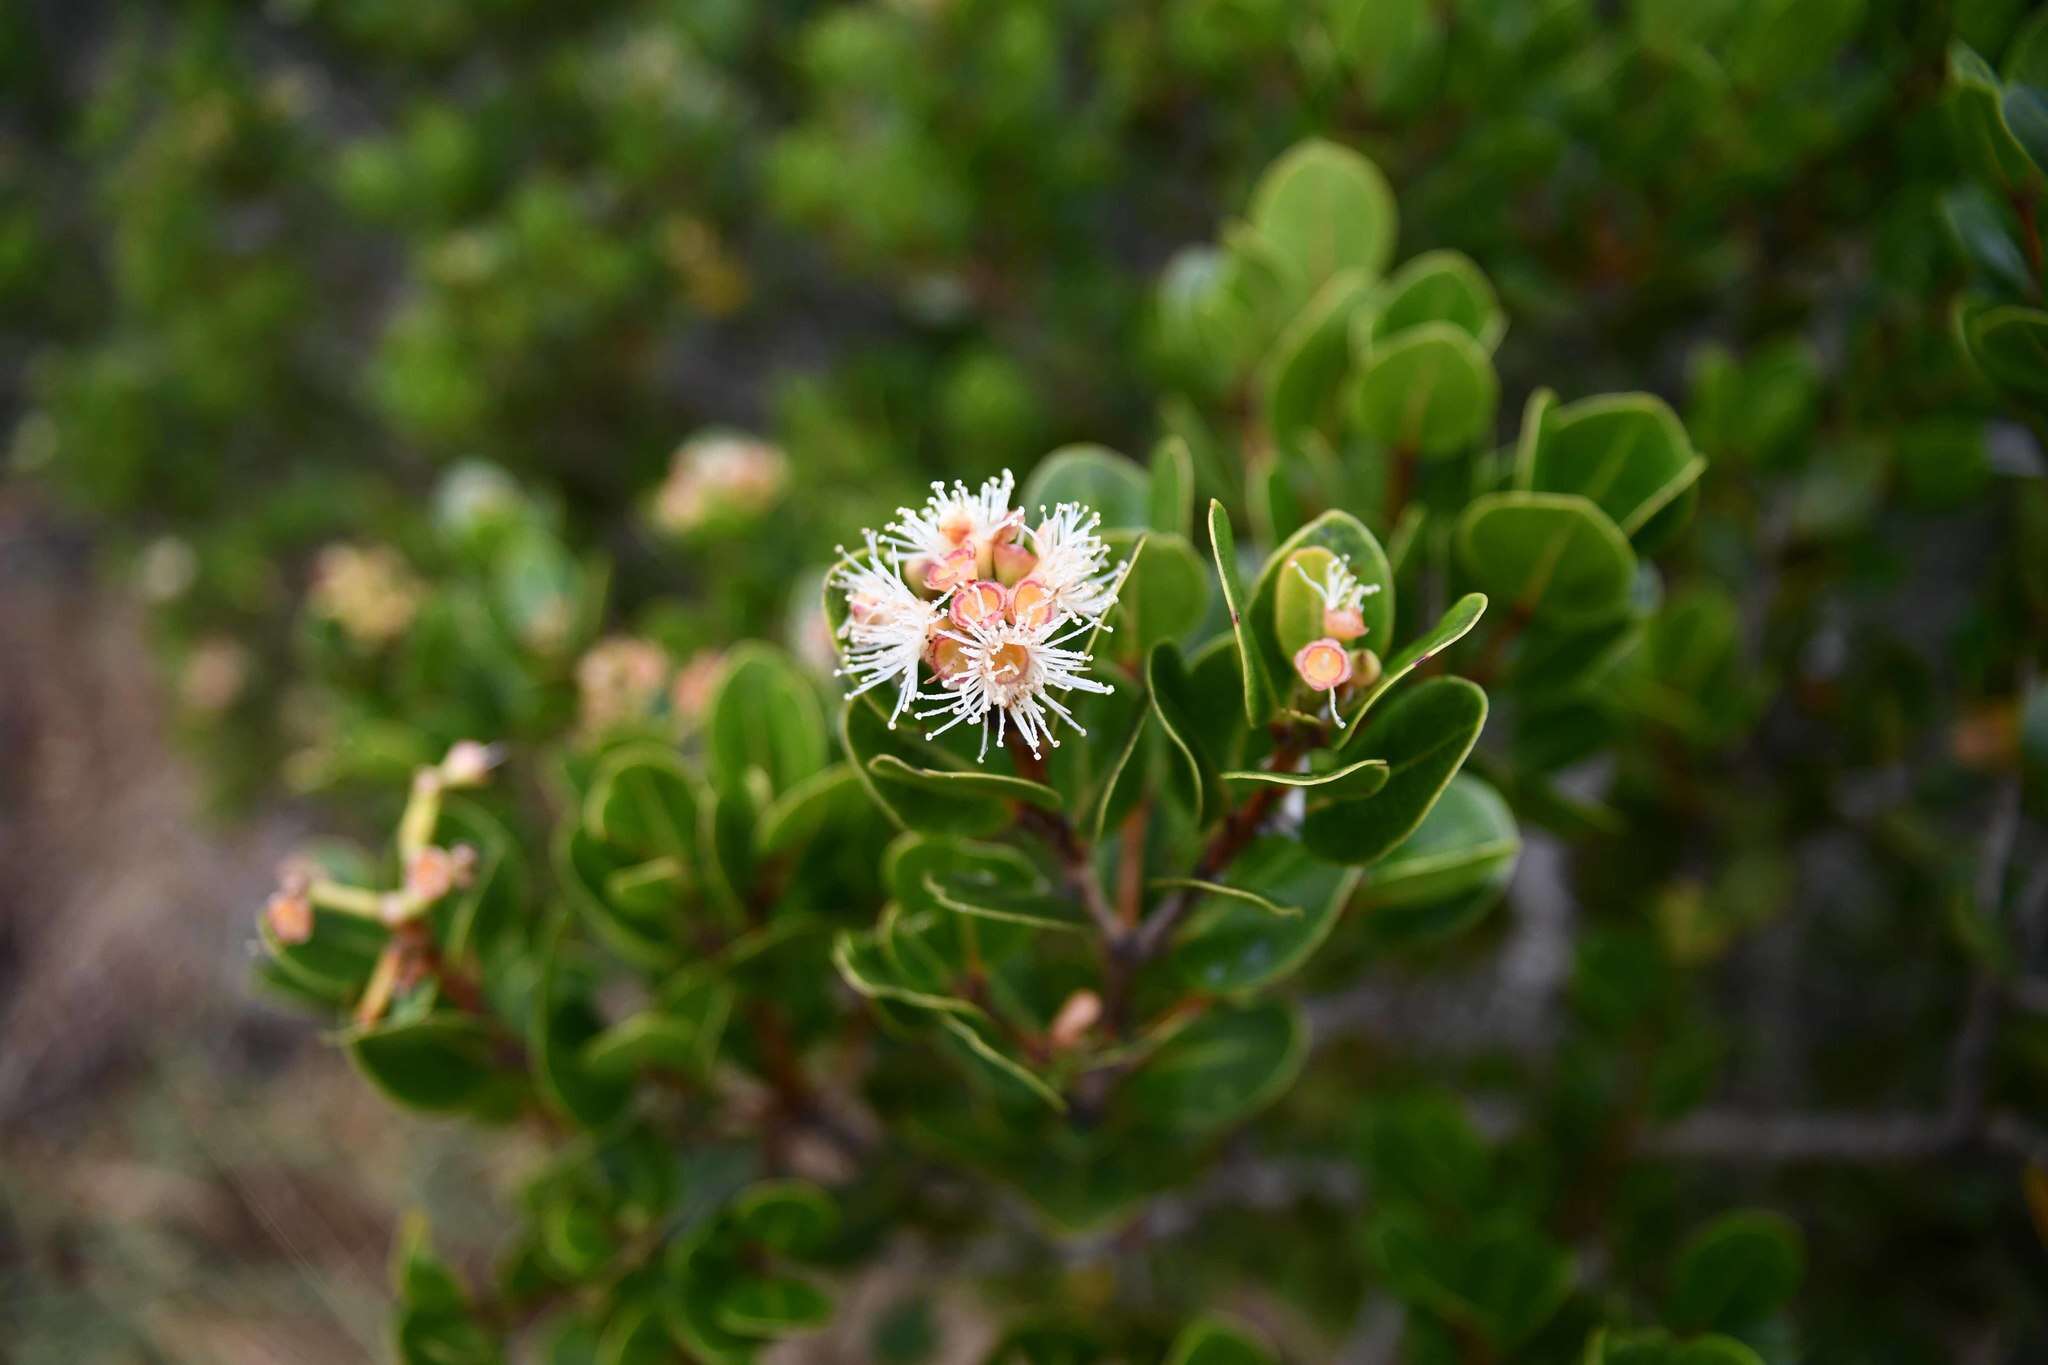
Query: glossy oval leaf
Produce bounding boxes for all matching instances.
[1247,139,1398,294]
[1020,444,1150,530]
[1456,492,1637,624]
[1207,499,1279,726]
[709,645,828,797]
[1123,1000,1307,1135]
[1168,838,1360,993]
[1518,393,1704,537]
[1351,322,1498,457]
[1366,249,1506,352]
[1303,677,1487,866]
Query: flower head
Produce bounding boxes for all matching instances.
[1291,554,1380,642]
[830,474,1122,761]
[919,615,1112,759]
[832,532,943,727]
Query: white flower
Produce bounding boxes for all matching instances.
[832,532,943,727]
[882,470,1023,592]
[918,615,1113,760]
[1012,501,1124,629]
[1291,553,1380,641]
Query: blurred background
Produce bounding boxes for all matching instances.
[4,0,2048,1360]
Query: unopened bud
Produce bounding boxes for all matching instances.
[992,538,1038,587]
[265,889,313,945]
[1048,990,1102,1049]
[438,740,502,788]
[1293,638,1354,693]
[1350,647,1382,690]
[379,892,410,926]
[949,580,1009,631]
[405,844,475,903]
[1009,577,1055,630]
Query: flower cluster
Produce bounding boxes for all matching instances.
[1290,554,1384,726]
[831,472,1125,760]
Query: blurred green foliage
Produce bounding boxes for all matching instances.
[9,0,2048,1361]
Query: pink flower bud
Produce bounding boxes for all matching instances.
[1293,638,1354,693]
[438,740,502,788]
[405,845,473,903]
[266,889,313,945]
[1048,990,1103,1049]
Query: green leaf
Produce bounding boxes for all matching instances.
[1220,754,1389,800]
[347,1013,507,1115]
[1948,42,2038,193]
[1123,1000,1306,1135]
[1667,1210,1805,1333]
[1261,269,1374,442]
[842,698,1010,837]
[2004,84,2048,178]
[1168,839,1360,992]
[1104,530,1210,653]
[832,928,977,1017]
[1456,492,1637,624]
[594,1300,671,1365]
[924,868,1090,933]
[867,754,1063,811]
[1303,677,1487,867]
[1150,435,1196,537]
[733,1180,838,1258]
[1942,185,2036,296]
[715,1276,833,1336]
[1247,138,1398,295]
[556,823,681,969]
[757,764,866,855]
[1356,774,1518,944]
[534,923,632,1129]
[1148,640,1222,825]
[1207,500,1278,726]
[1248,509,1395,691]
[1350,321,1498,456]
[1336,592,1487,742]
[938,1013,1067,1111]
[1021,444,1151,530]
[1962,302,2048,403]
[580,982,732,1080]
[1165,1314,1278,1365]
[1374,1216,1573,1350]
[708,645,828,796]
[1366,249,1506,351]
[583,742,701,862]
[1518,393,1704,537]
[261,906,387,1005]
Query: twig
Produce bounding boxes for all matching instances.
[1005,731,1121,940]
[1130,733,1305,959]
